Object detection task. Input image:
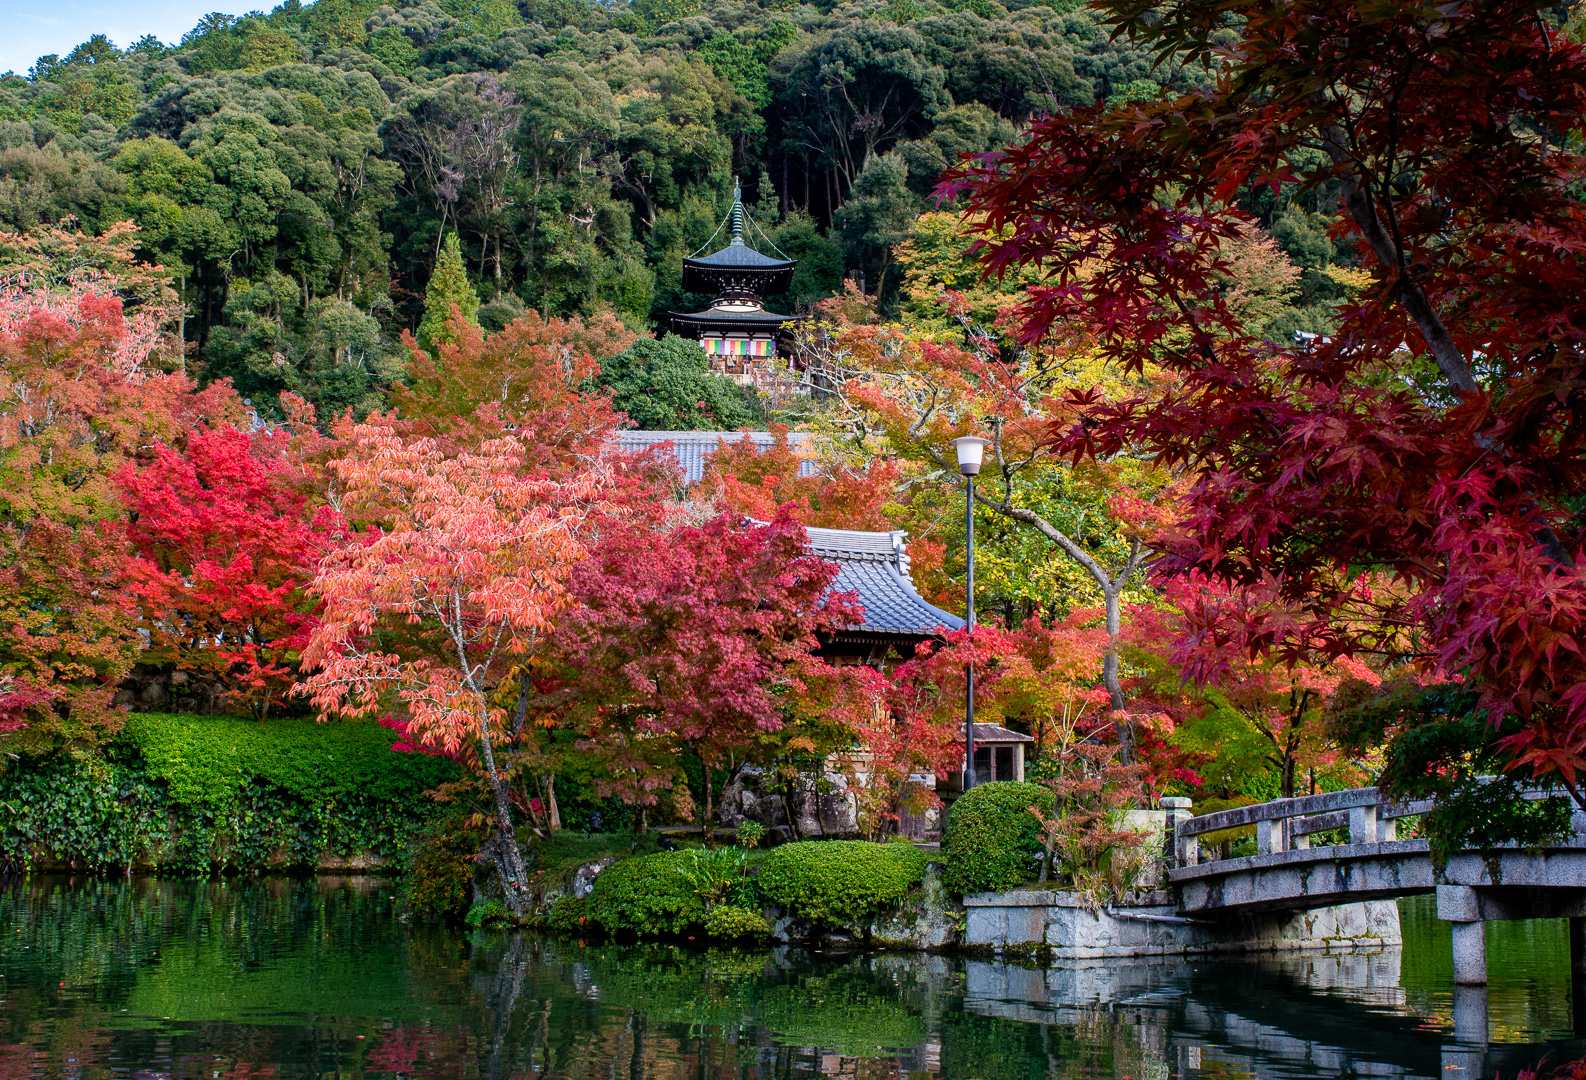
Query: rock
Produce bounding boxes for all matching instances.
[571,856,618,898]
[717,772,748,828]
[866,864,962,950]
[769,913,812,944]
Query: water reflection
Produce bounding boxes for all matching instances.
[0,877,1580,1080]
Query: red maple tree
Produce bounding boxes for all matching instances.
[548,510,863,842]
[0,272,234,743]
[120,404,342,717]
[948,0,1586,809]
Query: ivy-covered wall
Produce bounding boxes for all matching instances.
[0,714,458,874]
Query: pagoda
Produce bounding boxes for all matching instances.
[668,181,800,383]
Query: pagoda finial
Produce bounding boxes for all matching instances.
[730,179,744,245]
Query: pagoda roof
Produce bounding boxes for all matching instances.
[684,240,795,273]
[806,526,965,642]
[668,302,800,338]
[680,181,797,296]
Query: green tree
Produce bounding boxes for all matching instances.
[597,335,756,430]
[833,152,917,301]
[418,232,480,354]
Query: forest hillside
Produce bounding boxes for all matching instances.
[0,0,1352,419]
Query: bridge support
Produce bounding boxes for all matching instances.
[1450,921,1487,985]
[1438,886,1488,984]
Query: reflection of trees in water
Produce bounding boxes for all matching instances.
[2,882,1581,1080]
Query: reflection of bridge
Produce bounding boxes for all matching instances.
[958,949,1583,1080]
[1166,787,1586,986]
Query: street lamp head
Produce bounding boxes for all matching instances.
[952,436,989,476]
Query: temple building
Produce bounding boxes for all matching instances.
[668,183,800,384]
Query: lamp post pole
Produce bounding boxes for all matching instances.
[952,437,989,790]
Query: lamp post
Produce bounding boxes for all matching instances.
[952,436,988,789]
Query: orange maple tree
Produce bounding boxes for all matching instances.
[297,418,607,914]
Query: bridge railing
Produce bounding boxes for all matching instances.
[1168,787,1433,869]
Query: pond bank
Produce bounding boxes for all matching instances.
[964,889,1402,958]
[511,847,1402,959]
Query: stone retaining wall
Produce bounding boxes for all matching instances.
[964,888,1401,958]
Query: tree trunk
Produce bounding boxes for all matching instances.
[700,758,716,847]
[476,701,532,916]
[782,787,803,841]
[1104,585,1135,764]
[546,774,561,831]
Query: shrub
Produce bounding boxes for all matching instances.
[548,895,589,933]
[584,851,704,935]
[756,840,927,928]
[400,816,485,921]
[0,714,460,873]
[704,904,770,942]
[736,820,765,848]
[465,899,513,929]
[940,781,1054,894]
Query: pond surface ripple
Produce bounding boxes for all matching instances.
[0,877,1581,1080]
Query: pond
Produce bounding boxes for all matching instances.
[0,877,1581,1080]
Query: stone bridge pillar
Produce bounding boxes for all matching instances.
[1437,885,1487,985]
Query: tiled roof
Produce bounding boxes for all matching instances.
[684,239,795,271]
[668,304,800,323]
[972,723,1033,743]
[608,430,818,485]
[806,526,966,639]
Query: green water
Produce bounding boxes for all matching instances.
[0,879,1580,1080]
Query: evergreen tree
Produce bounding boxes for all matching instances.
[418,234,480,355]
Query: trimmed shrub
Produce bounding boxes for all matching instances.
[941,781,1054,894]
[756,840,927,928]
[121,712,458,812]
[704,904,770,942]
[584,850,704,935]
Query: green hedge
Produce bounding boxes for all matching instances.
[584,850,705,936]
[756,841,927,928]
[0,713,458,873]
[940,781,1054,894]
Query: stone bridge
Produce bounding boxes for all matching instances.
[1165,786,1586,984]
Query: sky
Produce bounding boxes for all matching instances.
[2,0,261,76]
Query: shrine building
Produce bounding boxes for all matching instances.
[668,182,800,384]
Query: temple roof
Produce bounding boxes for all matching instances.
[806,526,966,641]
[668,301,801,338]
[609,429,818,485]
[679,181,798,297]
